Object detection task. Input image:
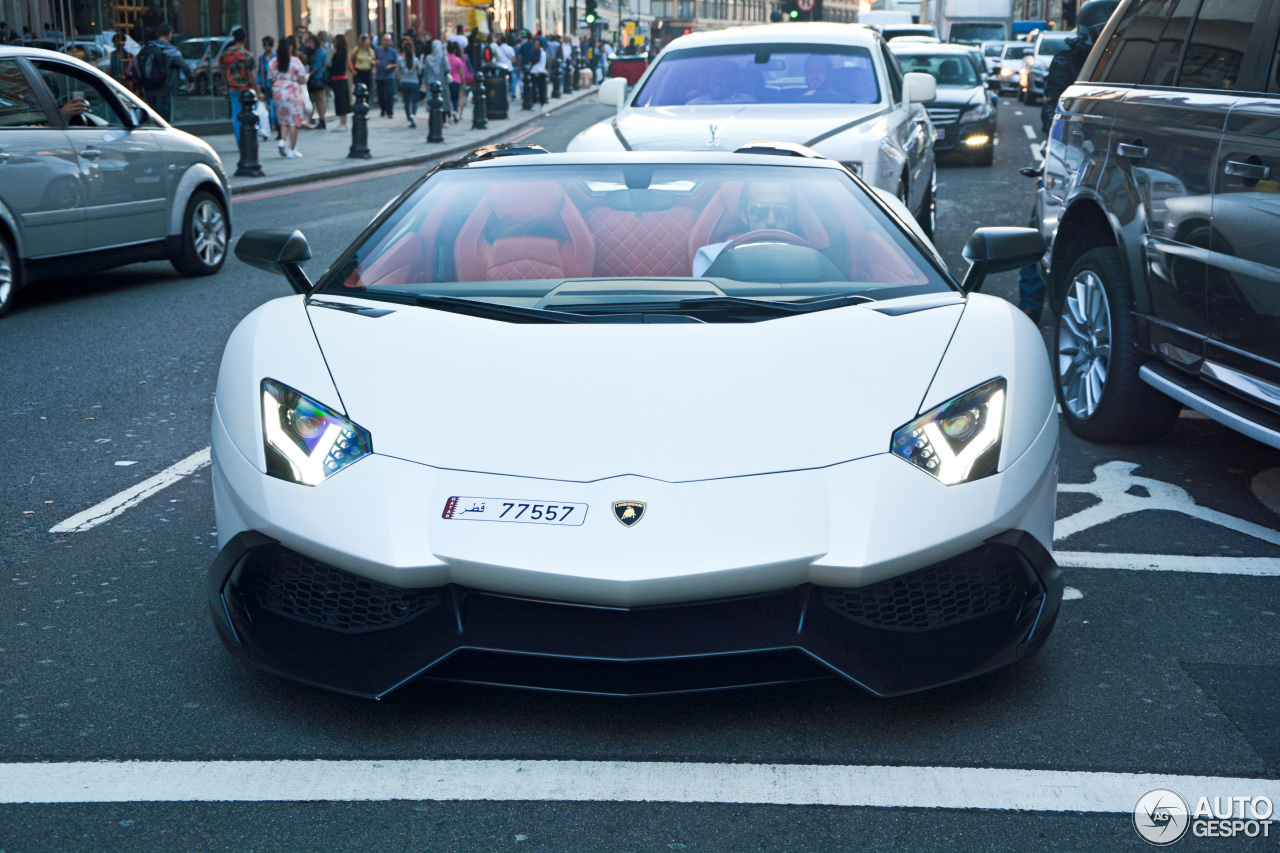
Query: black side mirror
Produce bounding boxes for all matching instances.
[128,106,150,127]
[960,227,1046,293]
[235,229,314,294]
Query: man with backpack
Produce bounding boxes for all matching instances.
[135,23,192,122]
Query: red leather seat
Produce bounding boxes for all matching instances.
[586,206,699,278]
[686,182,830,267]
[454,183,596,282]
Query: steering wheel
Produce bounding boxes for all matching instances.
[719,229,812,253]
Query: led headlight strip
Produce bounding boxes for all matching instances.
[891,378,1006,485]
[261,379,371,486]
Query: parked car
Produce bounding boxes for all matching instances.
[570,24,940,237]
[176,35,232,95]
[1018,30,1072,105]
[0,46,232,317]
[1036,0,1280,447]
[892,42,996,165]
[995,41,1031,93]
[211,145,1060,699]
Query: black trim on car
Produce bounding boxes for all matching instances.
[209,529,1062,699]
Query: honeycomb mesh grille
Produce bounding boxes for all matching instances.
[822,545,1024,633]
[245,546,441,634]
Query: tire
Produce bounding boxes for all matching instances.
[171,190,229,277]
[1053,247,1181,443]
[0,229,18,319]
[916,166,935,240]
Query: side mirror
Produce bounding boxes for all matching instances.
[903,71,937,104]
[598,76,627,111]
[129,106,150,127]
[235,229,314,294]
[960,227,1046,293]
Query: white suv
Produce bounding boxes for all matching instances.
[569,23,939,236]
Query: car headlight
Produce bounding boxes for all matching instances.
[999,67,1013,76]
[960,102,992,123]
[262,379,371,485]
[891,378,1006,485]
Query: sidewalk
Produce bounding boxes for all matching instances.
[211,85,598,194]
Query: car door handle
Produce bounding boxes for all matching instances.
[80,147,101,161]
[1117,141,1148,160]
[1225,159,1271,181]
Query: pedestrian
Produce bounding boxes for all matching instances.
[0,22,10,44]
[398,37,423,128]
[424,39,451,124]
[1016,0,1119,324]
[446,40,470,122]
[528,36,547,110]
[109,31,129,82]
[494,32,516,99]
[135,23,192,122]
[329,33,351,130]
[350,33,375,100]
[219,27,262,142]
[269,36,309,158]
[307,33,329,129]
[374,33,398,118]
[448,24,468,53]
[259,35,278,137]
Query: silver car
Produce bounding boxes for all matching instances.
[0,46,231,317]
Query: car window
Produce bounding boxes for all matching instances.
[1036,36,1070,57]
[1177,0,1268,91]
[1003,45,1031,60]
[893,53,980,87]
[1269,28,1280,94]
[177,40,208,61]
[983,44,1003,57]
[0,59,50,127]
[1140,0,1200,87]
[323,163,949,314]
[1089,0,1181,84]
[632,44,881,106]
[880,44,905,102]
[32,60,127,127]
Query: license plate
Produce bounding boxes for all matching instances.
[442,496,587,526]
[935,127,946,140]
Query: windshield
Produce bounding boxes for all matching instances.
[881,26,938,41]
[949,24,1005,45]
[321,163,949,322]
[983,44,1003,57]
[1003,45,1031,59]
[632,44,881,107]
[893,52,980,86]
[1037,36,1070,56]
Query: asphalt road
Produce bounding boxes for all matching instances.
[2,96,1279,852]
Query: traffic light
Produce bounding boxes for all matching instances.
[584,0,597,24]
[779,0,798,19]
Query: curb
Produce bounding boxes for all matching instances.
[229,87,598,196]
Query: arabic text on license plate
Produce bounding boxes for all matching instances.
[442,496,587,526]
[935,127,946,140]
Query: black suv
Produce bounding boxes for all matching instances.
[1037,0,1280,448]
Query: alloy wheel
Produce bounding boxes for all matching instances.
[192,199,227,268]
[0,238,12,310]
[1057,269,1112,420]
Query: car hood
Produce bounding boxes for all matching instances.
[307,297,964,483]
[614,104,887,152]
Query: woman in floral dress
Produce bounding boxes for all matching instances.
[269,38,309,158]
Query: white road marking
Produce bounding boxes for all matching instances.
[1062,586,1083,600]
[49,448,211,534]
[1250,467,1280,516]
[1030,143,1044,163]
[1056,460,1280,546]
[1023,124,1037,139]
[3,760,1279,810]
[1056,552,1280,577]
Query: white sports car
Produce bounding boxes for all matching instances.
[209,146,1061,699]
[569,24,940,237]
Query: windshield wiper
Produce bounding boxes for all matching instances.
[331,292,611,324]
[555,293,873,316]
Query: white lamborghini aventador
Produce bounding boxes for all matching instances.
[209,144,1062,699]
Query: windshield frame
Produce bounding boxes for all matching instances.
[310,158,962,314]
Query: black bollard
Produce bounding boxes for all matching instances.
[522,67,533,111]
[571,53,580,91]
[348,83,372,159]
[234,89,264,178]
[471,67,489,130]
[550,52,562,99]
[427,81,445,143]
[567,52,576,92]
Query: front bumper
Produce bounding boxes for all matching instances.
[934,119,996,154]
[209,530,1062,698]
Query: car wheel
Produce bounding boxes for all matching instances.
[916,166,935,239]
[171,190,229,277]
[0,230,18,319]
[1054,247,1181,443]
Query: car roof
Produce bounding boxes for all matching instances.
[0,44,101,64]
[447,150,854,172]
[887,42,974,55]
[662,23,881,50]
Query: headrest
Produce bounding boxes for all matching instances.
[489,183,564,223]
